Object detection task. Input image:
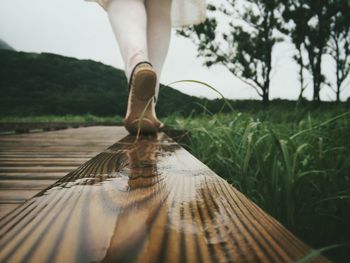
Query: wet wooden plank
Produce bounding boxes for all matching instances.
[0,172,68,180]
[0,126,124,140]
[0,126,128,220]
[0,204,18,219]
[0,180,57,190]
[0,167,80,173]
[0,122,121,134]
[0,148,111,153]
[0,154,96,158]
[0,190,38,203]
[0,158,90,162]
[0,161,89,167]
[0,133,329,262]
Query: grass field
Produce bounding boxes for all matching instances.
[1,103,349,261]
[164,104,350,262]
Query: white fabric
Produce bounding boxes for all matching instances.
[106,0,172,101]
[85,0,207,27]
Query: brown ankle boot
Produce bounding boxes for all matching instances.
[124,61,164,134]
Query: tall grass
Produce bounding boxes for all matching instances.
[164,106,350,261]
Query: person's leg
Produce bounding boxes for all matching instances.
[106,0,170,133]
[145,0,172,103]
[107,0,148,83]
[107,0,163,133]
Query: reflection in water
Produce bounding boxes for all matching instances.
[0,133,320,263]
[102,134,168,262]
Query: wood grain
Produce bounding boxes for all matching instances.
[0,126,128,218]
[0,132,329,262]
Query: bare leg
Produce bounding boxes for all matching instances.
[107,0,148,83]
[145,0,173,103]
[107,0,164,133]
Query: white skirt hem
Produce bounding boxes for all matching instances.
[85,0,207,28]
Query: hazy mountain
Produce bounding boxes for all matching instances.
[0,49,220,117]
[0,39,15,51]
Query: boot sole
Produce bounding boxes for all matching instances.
[124,68,158,134]
[134,69,156,101]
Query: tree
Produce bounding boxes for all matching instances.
[327,0,350,102]
[284,0,337,103]
[176,0,283,105]
[281,2,309,103]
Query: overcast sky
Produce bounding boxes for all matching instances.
[0,0,348,101]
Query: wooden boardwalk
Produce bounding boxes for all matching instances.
[0,126,128,218]
[0,127,328,262]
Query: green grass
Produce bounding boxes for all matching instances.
[163,106,350,262]
[1,102,349,261]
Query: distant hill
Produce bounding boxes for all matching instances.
[0,49,223,117]
[0,39,15,51]
[2,49,329,118]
